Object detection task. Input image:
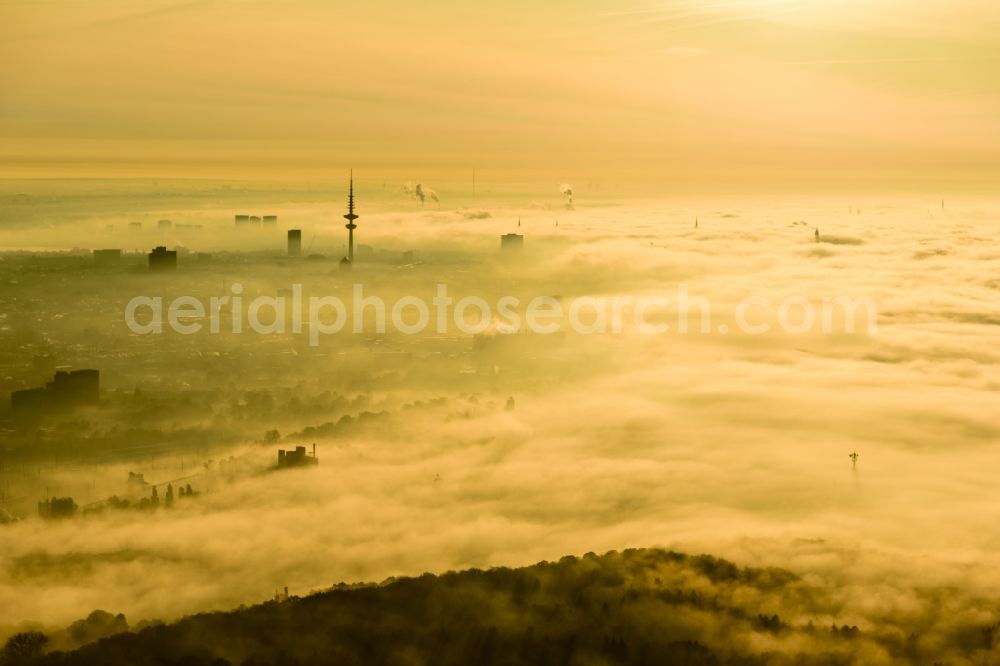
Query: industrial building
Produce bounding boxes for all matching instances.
[277,444,318,468]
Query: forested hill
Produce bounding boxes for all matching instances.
[6,548,991,666]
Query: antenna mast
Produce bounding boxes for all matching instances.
[343,169,358,263]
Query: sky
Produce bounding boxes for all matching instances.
[1,0,999,189]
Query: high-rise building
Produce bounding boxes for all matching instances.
[235,215,250,227]
[501,233,524,251]
[47,369,100,406]
[11,369,100,413]
[158,219,173,232]
[128,222,142,231]
[249,216,261,227]
[148,246,177,271]
[11,388,47,412]
[287,229,302,257]
[262,215,277,227]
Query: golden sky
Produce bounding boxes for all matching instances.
[1,0,998,188]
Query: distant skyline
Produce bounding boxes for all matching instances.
[2,0,998,190]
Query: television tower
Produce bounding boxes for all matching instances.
[343,170,358,265]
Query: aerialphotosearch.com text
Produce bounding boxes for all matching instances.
[124,283,878,346]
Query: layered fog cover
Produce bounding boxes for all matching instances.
[1,1,999,665]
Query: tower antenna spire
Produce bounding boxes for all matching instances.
[342,169,358,268]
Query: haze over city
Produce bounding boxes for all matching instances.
[0,1,998,665]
